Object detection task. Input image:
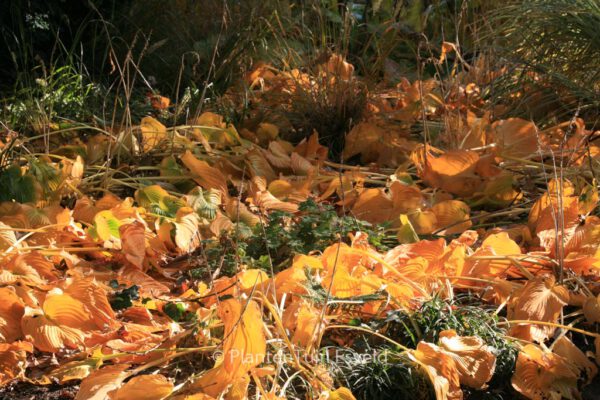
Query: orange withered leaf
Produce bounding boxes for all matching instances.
[282,299,321,348]
[219,298,266,375]
[0,287,25,342]
[75,364,130,400]
[552,336,597,383]
[583,294,600,323]
[112,374,174,400]
[181,151,229,197]
[21,306,86,353]
[64,277,117,330]
[410,341,462,400]
[511,344,579,400]
[508,275,569,342]
[431,200,472,235]
[120,221,147,269]
[491,118,539,158]
[140,116,168,152]
[411,145,481,197]
[0,341,32,385]
[438,330,496,389]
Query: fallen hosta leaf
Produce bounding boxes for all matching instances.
[44,351,103,383]
[0,221,19,251]
[181,150,229,197]
[343,121,417,166]
[512,344,580,400]
[552,336,597,383]
[431,200,472,235]
[188,299,265,399]
[219,298,266,374]
[534,195,581,255]
[322,53,354,80]
[325,387,357,400]
[190,112,241,148]
[140,116,168,152]
[409,341,462,400]
[282,299,322,348]
[0,287,25,342]
[583,294,600,323]
[249,176,298,213]
[411,144,482,197]
[508,275,569,343]
[0,341,33,385]
[120,221,147,269]
[438,330,496,389]
[135,184,186,218]
[21,306,87,353]
[75,364,130,400]
[491,118,539,159]
[186,187,221,220]
[463,232,521,279]
[112,374,174,400]
[64,277,117,330]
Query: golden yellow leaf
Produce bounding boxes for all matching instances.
[140,116,168,152]
[75,364,130,400]
[438,330,496,389]
[112,374,174,400]
[120,221,147,269]
[0,341,32,385]
[21,306,86,353]
[552,336,597,383]
[0,287,25,342]
[181,151,229,197]
[431,200,472,235]
[327,387,357,400]
[508,275,569,342]
[219,298,266,374]
[511,344,579,400]
[410,341,462,400]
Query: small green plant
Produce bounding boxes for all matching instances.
[5,65,99,133]
[379,296,518,398]
[246,199,390,269]
[330,346,434,400]
[109,282,139,311]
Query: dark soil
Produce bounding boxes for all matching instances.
[0,381,78,400]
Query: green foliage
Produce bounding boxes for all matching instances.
[380,296,518,398]
[331,347,434,400]
[189,235,249,279]
[246,199,389,268]
[4,65,99,132]
[486,0,600,124]
[0,165,37,203]
[109,282,139,311]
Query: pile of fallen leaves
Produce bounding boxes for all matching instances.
[1,52,600,400]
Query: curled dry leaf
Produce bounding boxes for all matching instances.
[0,341,33,385]
[508,275,569,342]
[140,116,168,152]
[552,336,597,383]
[112,374,174,400]
[411,145,481,197]
[410,341,462,400]
[438,330,496,389]
[511,344,579,400]
[120,221,147,269]
[583,294,600,323]
[0,287,25,342]
[181,151,229,197]
[75,364,130,400]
